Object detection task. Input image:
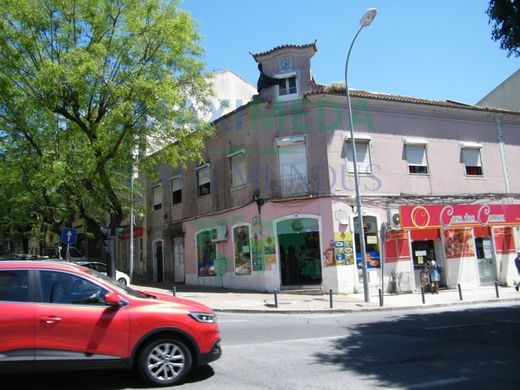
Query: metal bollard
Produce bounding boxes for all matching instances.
[495,281,500,298]
[421,286,425,304]
[329,289,333,308]
[458,283,463,301]
[378,288,383,307]
[274,289,278,308]
[172,286,176,296]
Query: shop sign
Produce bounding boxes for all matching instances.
[400,204,520,229]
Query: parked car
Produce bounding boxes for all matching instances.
[74,261,131,286]
[0,260,221,386]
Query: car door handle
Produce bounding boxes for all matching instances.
[39,316,62,324]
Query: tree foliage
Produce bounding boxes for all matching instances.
[487,0,520,57]
[0,0,213,248]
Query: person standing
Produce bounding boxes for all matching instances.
[515,250,520,292]
[429,258,441,294]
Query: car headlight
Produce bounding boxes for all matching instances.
[189,312,216,324]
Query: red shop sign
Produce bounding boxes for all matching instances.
[400,204,520,229]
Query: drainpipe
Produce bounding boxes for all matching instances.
[495,116,512,194]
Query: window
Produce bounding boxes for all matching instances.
[233,225,252,275]
[276,72,299,101]
[346,138,372,174]
[196,230,216,276]
[40,271,107,304]
[462,145,483,176]
[229,150,247,188]
[405,143,428,174]
[276,136,309,196]
[197,164,211,197]
[279,76,297,96]
[170,176,182,205]
[0,270,28,302]
[152,184,162,210]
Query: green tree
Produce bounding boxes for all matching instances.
[487,0,520,57]
[0,0,212,268]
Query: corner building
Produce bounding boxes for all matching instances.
[143,43,520,294]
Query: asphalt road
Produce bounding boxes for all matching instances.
[8,302,520,389]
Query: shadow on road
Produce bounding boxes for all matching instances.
[314,306,520,389]
[7,364,215,389]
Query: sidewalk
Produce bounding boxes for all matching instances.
[131,282,520,313]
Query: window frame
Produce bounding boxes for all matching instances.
[196,163,211,197]
[345,136,373,175]
[405,140,429,175]
[275,72,299,102]
[170,175,183,205]
[276,135,309,196]
[151,184,162,211]
[228,149,248,189]
[461,143,484,177]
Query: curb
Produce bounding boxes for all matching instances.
[210,297,520,314]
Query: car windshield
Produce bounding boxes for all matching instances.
[83,267,148,298]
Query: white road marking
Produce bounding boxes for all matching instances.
[425,322,488,330]
[407,377,469,388]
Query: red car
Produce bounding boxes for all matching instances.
[0,261,221,386]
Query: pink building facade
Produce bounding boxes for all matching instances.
[142,43,520,294]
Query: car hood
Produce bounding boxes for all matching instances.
[138,290,214,313]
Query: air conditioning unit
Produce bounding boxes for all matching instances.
[211,225,227,242]
[389,208,401,230]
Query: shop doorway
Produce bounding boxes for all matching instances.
[475,236,497,284]
[277,218,322,287]
[411,239,445,288]
[153,240,164,283]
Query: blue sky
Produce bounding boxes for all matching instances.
[181,0,518,105]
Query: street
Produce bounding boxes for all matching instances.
[8,302,520,389]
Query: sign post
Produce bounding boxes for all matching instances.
[60,228,78,260]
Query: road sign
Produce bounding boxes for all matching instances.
[60,227,78,245]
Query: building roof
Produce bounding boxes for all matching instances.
[251,41,317,61]
[306,87,520,115]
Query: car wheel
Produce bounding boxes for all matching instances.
[138,337,192,386]
[117,277,127,286]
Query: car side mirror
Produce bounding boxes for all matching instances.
[104,291,124,307]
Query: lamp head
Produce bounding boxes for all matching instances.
[360,8,377,27]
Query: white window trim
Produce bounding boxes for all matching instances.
[404,138,428,145]
[461,145,484,177]
[405,143,429,175]
[275,71,299,102]
[345,134,372,141]
[276,135,306,146]
[345,138,373,175]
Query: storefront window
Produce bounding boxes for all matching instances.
[233,225,251,275]
[353,216,380,268]
[196,230,216,276]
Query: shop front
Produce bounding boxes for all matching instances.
[399,204,520,288]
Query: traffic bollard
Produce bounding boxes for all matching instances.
[421,287,425,304]
[458,283,463,301]
[495,281,499,298]
[329,289,333,309]
[378,288,383,307]
[274,289,278,308]
[172,286,176,296]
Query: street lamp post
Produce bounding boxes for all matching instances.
[345,8,377,303]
